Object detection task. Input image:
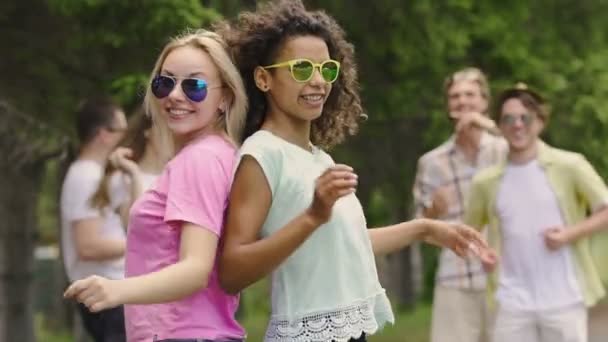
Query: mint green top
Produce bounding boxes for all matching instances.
[239,131,394,342]
[465,141,608,307]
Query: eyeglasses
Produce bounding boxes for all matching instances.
[151,75,222,102]
[263,58,341,83]
[106,125,127,133]
[499,112,536,126]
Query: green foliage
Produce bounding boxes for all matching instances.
[7,0,608,220]
[37,160,60,244]
[35,314,72,342]
[2,0,221,131]
[303,0,608,218]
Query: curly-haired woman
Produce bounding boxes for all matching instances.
[216,1,495,341]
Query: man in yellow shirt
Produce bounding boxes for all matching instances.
[465,84,608,342]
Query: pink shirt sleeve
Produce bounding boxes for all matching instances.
[163,150,230,236]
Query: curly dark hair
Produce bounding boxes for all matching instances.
[216,0,363,149]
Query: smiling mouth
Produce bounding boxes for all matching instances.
[301,94,324,101]
[167,108,194,118]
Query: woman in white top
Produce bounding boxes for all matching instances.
[90,108,164,227]
[217,1,495,341]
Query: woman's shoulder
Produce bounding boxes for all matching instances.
[239,130,287,161]
[172,134,236,166]
[241,130,281,150]
[189,134,236,156]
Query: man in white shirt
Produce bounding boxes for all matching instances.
[465,84,608,342]
[60,97,127,342]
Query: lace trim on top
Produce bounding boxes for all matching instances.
[264,292,394,342]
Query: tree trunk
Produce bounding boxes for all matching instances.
[0,101,66,342]
[0,163,43,342]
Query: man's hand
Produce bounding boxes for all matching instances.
[424,187,450,219]
[477,247,499,272]
[454,111,498,134]
[544,226,574,251]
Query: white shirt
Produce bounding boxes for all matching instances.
[60,160,126,281]
[239,131,394,342]
[108,170,159,213]
[496,159,583,311]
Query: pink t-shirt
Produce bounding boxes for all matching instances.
[125,134,244,342]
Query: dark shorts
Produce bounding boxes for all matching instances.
[346,333,367,342]
[77,303,126,342]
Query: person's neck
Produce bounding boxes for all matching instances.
[174,134,196,152]
[174,127,222,152]
[78,143,110,165]
[263,113,311,151]
[138,148,164,174]
[508,140,539,165]
[454,126,482,163]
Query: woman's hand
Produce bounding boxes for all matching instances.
[306,164,358,225]
[426,220,496,265]
[109,147,140,175]
[64,276,124,312]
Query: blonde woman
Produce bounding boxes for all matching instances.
[65,29,248,342]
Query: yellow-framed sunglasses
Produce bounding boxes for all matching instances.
[263,58,341,83]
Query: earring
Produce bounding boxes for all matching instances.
[218,102,229,115]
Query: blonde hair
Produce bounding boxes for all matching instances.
[143,29,248,162]
[444,67,490,112]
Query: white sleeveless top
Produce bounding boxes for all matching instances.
[239,131,394,342]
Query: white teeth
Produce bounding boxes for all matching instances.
[302,95,323,101]
[169,108,190,115]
